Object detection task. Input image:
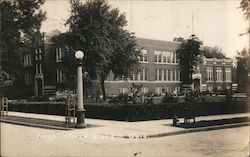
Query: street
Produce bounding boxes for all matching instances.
[1,122,249,157]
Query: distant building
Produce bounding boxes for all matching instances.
[193,57,237,93]
[22,34,237,97]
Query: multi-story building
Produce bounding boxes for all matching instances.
[23,32,64,96]
[105,38,182,96]
[22,33,237,97]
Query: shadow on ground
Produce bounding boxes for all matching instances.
[0,115,101,130]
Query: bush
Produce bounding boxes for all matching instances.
[225,89,233,102]
[48,90,76,102]
[28,95,49,102]
[7,100,248,121]
[109,94,130,104]
[161,94,178,103]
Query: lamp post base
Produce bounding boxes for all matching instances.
[75,109,86,128]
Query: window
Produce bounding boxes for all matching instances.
[144,69,148,81]
[158,53,162,62]
[206,67,213,81]
[163,55,167,63]
[154,51,163,63]
[167,52,171,63]
[170,52,174,63]
[56,47,63,62]
[225,68,231,81]
[139,69,143,81]
[159,69,162,81]
[155,69,159,81]
[129,68,148,81]
[142,87,148,94]
[155,87,162,95]
[35,48,42,61]
[174,87,180,94]
[172,70,176,81]
[139,49,148,62]
[216,67,223,81]
[154,53,158,62]
[120,88,128,94]
[57,69,65,83]
[170,70,174,81]
[24,72,32,85]
[173,52,177,63]
[166,87,171,94]
[154,51,160,62]
[36,63,42,74]
[133,74,138,81]
[129,74,133,81]
[164,70,167,81]
[36,64,38,74]
[24,54,32,66]
[39,64,42,74]
[155,69,163,81]
[167,70,171,81]
[208,86,213,92]
[177,70,180,81]
[154,51,177,64]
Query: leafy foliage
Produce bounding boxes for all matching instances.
[236,48,250,92]
[161,93,178,103]
[203,46,227,59]
[0,71,15,88]
[0,0,46,98]
[61,0,139,100]
[48,90,76,102]
[177,35,202,85]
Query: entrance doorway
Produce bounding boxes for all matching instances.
[193,78,200,92]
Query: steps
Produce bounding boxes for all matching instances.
[44,86,56,95]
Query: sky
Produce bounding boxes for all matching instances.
[40,0,249,58]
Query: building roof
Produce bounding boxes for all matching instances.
[136,38,181,52]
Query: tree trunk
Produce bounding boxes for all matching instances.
[100,79,106,101]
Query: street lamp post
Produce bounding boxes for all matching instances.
[75,50,86,128]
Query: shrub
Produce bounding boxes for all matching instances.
[225,89,233,102]
[161,93,178,103]
[109,94,130,104]
[48,90,76,102]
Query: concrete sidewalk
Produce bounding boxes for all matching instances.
[1,111,249,139]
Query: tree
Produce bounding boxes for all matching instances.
[203,46,227,59]
[173,37,185,42]
[239,0,250,93]
[177,35,202,85]
[236,48,250,92]
[0,71,15,98]
[63,0,140,100]
[240,0,250,35]
[0,0,46,98]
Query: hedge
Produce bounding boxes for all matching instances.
[7,100,248,122]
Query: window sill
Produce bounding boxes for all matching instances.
[154,62,179,65]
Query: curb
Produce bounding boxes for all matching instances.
[147,122,250,138]
[0,119,73,130]
[103,122,250,139]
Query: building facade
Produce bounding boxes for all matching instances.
[193,57,237,93]
[22,35,237,97]
[23,32,64,96]
[105,38,182,96]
